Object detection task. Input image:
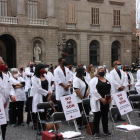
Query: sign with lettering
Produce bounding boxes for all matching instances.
[60,94,81,121]
[0,98,6,125]
[113,91,133,115]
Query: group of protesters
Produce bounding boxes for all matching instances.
[1,55,140,139]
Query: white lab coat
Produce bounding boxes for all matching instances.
[137,69,140,81]
[18,71,26,80]
[110,69,127,105]
[32,75,51,113]
[24,67,35,92]
[73,77,90,103]
[44,71,54,93]
[0,72,15,121]
[9,76,26,102]
[124,72,135,92]
[135,79,140,95]
[89,77,113,112]
[54,66,72,101]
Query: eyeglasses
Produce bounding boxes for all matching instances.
[117,64,121,66]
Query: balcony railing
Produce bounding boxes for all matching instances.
[28,18,48,26]
[0,16,18,24]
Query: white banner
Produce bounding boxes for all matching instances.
[60,94,81,121]
[113,91,133,115]
[0,98,6,125]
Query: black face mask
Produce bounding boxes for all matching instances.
[20,68,23,71]
[62,61,67,66]
[83,72,86,76]
[99,71,105,77]
[4,67,8,72]
[30,65,33,68]
[125,69,130,71]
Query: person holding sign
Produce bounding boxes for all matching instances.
[73,67,90,130]
[89,66,113,139]
[0,57,16,140]
[110,60,127,121]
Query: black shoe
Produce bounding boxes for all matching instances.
[78,125,81,130]
[94,133,100,139]
[37,129,42,135]
[104,132,111,136]
[117,118,125,121]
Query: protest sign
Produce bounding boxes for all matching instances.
[60,94,81,121]
[0,98,6,125]
[113,91,133,115]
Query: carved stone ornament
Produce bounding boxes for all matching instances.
[110,36,124,41]
[87,0,104,3]
[109,0,125,6]
[87,35,102,41]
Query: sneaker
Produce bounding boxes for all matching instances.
[94,133,100,139]
[104,132,111,136]
[11,124,16,127]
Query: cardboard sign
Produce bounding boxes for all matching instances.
[0,98,6,125]
[113,91,133,115]
[60,94,81,121]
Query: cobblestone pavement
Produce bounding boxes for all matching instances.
[5,73,140,140]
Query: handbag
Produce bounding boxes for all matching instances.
[45,102,59,131]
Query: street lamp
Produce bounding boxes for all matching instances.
[56,42,61,52]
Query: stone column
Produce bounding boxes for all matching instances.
[17,0,25,16]
[47,0,55,18]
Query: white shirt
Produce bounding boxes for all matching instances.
[137,69,140,81]
[9,76,26,102]
[73,77,89,103]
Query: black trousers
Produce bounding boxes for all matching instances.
[93,103,109,133]
[1,124,7,140]
[57,101,63,112]
[10,101,24,125]
[76,102,90,126]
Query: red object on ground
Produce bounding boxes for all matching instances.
[42,131,63,140]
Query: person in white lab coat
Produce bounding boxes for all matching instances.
[32,64,51,135]
[110,60,127,121]
[102,63,109,74]
[54,58,72,112]
[0,57,16,140]
[3,63,11,78]
[18,65,26,80]
[123,65,135,94]
[9,68,26,127]
[73,67,90,130]
[137,65,140,81]
[90,66,113,139]
[25,62,35,105]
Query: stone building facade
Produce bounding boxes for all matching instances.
[0,0,137,69]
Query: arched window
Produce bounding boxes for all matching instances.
[111,41,121,66]
[65,39,77,65]
[89,40,100,66]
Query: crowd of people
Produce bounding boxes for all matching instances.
[0,56,140,139]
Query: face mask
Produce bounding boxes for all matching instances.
[62,61,67,66]
[40,70,46,75]
[0,64,6,71]
[45,68,49,72]
[4,67,8,72]
[83,72,86,76]
[117,65,121,70]
[14,74,19,79]
[20,68,23,71]
[103,65,106,68]
[30,65,33,68]
[99,71,105,77]
[125,69,130,71]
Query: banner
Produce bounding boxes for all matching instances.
[113,91,133,115]
[0,98,6,125]
[60,94,81,121]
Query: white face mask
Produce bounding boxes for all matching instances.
[14,74,19,79]
[45,68,49,72]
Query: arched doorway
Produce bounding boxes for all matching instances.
[89,40,100,66]
[0,34,16,68]
[111,41,120,66]
[65,39,77,65]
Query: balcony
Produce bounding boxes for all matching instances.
[28,18,48,26]
[0,16,18,24]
